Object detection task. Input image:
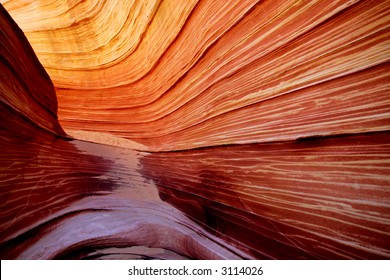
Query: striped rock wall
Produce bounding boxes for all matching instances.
[0,0,389,259]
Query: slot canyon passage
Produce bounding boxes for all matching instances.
[0,0,390,260]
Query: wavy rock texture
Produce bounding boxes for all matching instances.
[1,0,390,259]
[2,0,390,151]
[0,4,246,260]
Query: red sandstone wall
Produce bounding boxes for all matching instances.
[0,4,246,259]
[0,1,389,259]
[2,0,389,151]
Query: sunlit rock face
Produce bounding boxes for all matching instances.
[2,0,390,151]
[1,0,390,259]
[0,4,247,260]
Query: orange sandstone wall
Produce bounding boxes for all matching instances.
[0,3,65,137]
[0,4,246,259]
[2,0,390,151]
[1,1,390,259]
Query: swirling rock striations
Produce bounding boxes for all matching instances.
[0,3,65,138]
[2,0,390,151]
[0,4,247,260]
[1,0,390,259]
[141,134,390,259]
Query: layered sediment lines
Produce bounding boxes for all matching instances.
[1,0,390,259]
[0,4,246,259]
[141,133,390,259]
[2,0,390,151]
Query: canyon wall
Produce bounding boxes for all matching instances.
[1,0,389,259]
[2,0,390,151]
[0,4,246,259]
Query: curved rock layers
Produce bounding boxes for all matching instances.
[141,134,390,259]
[1,1,390,259]
[0,4,248,260]
[2,0,390,151]
[0,3,65,137]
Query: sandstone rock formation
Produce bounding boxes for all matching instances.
[0,0,389,259]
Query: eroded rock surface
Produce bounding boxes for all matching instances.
[0,1,389,259]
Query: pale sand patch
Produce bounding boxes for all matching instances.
[66,129,149,151]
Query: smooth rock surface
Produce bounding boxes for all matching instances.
[2,0,390,151]
[0,1,389,259]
